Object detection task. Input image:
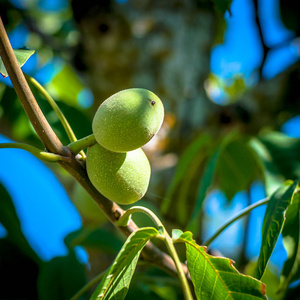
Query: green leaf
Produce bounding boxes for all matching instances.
[279,189,300,292]
[46,64,83,107]
[187,132,239,232]
[0,49,35,78]
[172,229,183,240]
[186,147,221,232]
[250,132,300,194]
[255,180,298,280]
[161,133,212,215]
[0,182,40,263]
[175,231,267,299]
[216,138,258,201]
[91,227,159,300]
[37,250,87,300]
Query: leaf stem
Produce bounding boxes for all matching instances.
[117,206,194,300]
[203,197,270,247]
[68,134,97,155]
[0,142,70,163]
[24,74,86,159]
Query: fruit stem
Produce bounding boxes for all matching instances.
[116,206,164,230]
[68,134,97,155]
[0,142,70,163]
[203,196,270,247]
[24,73,86,159]
[117,206,194,300]
[164,233,194,300]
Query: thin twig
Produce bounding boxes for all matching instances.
[25,74,86,158]
[68,134,96,155]
[203,197,269,247]
[253,0,270,79]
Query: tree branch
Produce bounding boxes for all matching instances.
[0,17,187,280]
[253,0,270,79]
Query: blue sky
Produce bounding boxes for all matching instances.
[211,0,297,80]
[0,135,82,260]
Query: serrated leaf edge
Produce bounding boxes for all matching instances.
[177,232,267,299]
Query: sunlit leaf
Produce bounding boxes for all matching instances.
[255,180,298,280]
[279,189,300,292]
[223,76,246,101]
[46,63,83,107]
[174,231,267,299]
[171,229,183,240]
[91,227,159,300]
[0,49,35,78]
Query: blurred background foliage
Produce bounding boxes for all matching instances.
[1,0,300,299]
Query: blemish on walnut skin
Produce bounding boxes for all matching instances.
[148,98,156,106]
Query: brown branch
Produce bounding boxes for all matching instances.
[0,16,188,281]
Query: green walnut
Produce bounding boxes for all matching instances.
[86,143,151,205]
[92,88,164,152]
